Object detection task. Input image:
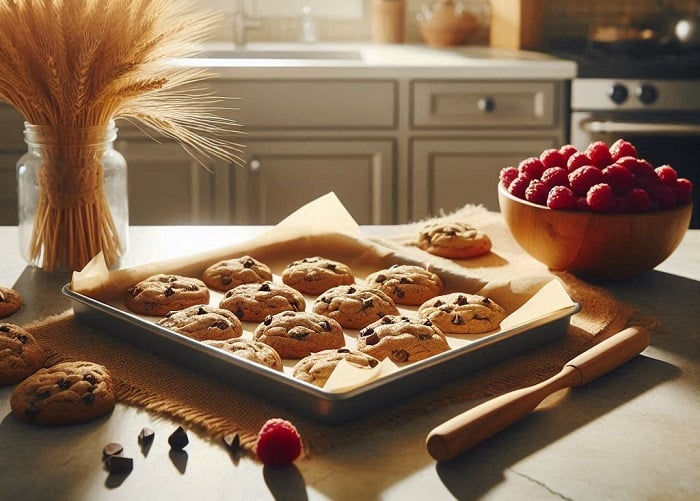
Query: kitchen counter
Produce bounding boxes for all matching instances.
[0,224,698,500]
[171,42,577,80]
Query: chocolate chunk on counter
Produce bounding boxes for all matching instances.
[168,426,189,450]
[105,455,133,474]
[102,442,124,460]
[138,427,155,444]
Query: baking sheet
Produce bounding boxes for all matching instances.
[64,193,580,422]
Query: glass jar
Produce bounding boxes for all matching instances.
[16,121,129,272]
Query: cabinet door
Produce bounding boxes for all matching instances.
[230,140,395,225]
[0,153,20,225]
[411,138,557,220]
[117,139,216,225]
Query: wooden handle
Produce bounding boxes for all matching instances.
[426,326,649,462]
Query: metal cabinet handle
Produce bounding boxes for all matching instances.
[478,97,495,113]
[581,119,700,135]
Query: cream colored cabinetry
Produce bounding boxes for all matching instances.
[407,80,567,220]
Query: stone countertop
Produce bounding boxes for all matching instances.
[0,225,698,500]
[170,42,578,80]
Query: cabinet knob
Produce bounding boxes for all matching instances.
[249,158,261,173]
[477,97,495,113]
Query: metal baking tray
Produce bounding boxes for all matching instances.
[63,282,580,423]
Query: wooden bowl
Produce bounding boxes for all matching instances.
[498,183,692,280]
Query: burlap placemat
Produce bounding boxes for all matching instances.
[19,195,650,459]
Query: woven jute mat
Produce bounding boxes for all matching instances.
[19,196,651,459]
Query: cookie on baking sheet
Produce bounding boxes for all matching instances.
[202,255,273,292]
[418,293,506,335]
[156,304,243,341]
[0,286,23,319]
[312,285,400,330]
[281,256,355,295]
[357,315,449,364]
[10,361,115,425]
[253,311,345,359]
[219,281,306,323]
[417,221,492,259]
[125,273,210,316]
[203,338,283,371]
[292,348,380,388]
[365,264,444,306]
[0,323,46,386]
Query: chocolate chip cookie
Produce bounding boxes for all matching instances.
[417,221,492,259]
[156,304,243,341]
[203,338,283,371]
[0,323,46,386]
[292,348,380,387]
[312,285,400,330]
[219,281,306,322]
[365,265,444,306]
[202,255,273,292]
[10,361,115,425]
[253,311,345,359]
[0,286,23,318]
[125,274,210,316]
[281,256,355,295]
[418,293,506,334]
[357,315,449,363]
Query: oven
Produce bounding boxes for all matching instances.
[549,40,700,228]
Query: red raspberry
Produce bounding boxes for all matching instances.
[609,139,638,161]
[518,157,546,180]
[566,151,592,172]
[547,185,577,210]
[627,188,651,212]
[507,176,529,199]
[618,156,656,179]
[499,166,519,188]
[585,141,614,168]
[256,418,303,467]
[539,148,566,169]
[525,179,549,206]
[672,178,693,205]
[558,144,578,162]
[602,163,635,195]
[576,196,590,211]
[586,183,615,213]
[652,184,676,210]
[569,165,605,196]
[540,166,569,189]
[655,165,678,186]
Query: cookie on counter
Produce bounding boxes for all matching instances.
[416,221,492,259]
[292,348,380,388]
[10,361,115,425]
[365,264,444,306]
[418,293,506,335]
[202,255,273,292]
[219,281,306,322]
[203,338,283,371]
[125,274,210,316]
[357,315,449,364]
[0,286,23,319]
[156,304,243,341]
[0,323,46,386]
[281,256,355,295]
[312,285,400,330]
[253,311,345,359]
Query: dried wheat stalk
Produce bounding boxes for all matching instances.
[0,0,243,272]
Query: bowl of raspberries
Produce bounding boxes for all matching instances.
[498,139,693,280]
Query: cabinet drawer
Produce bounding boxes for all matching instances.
[215,80,397,129]
[412,81,557,129]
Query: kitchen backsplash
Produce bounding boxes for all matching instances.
[202,0,699,46]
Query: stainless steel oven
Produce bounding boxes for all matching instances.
[549,41,700,228]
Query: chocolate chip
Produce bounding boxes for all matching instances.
[481,297,492,305]
[263,315,273,326]
[359,327,374,337]
[393,287,405,298]
[138,427,155,444]
[84,374,97,384]
[374,274,387,283]
[422,319,433,327]
[102,442,124,460]
[369,359,379,368]
[326,263,337,271]
[259,282,271,292]
[105,455,133,474]
[223,432,240,450]
[168,426,189,450]
[17,334,28,344]
[361,299,374,311]
[457,295,468,306]
[82,393,95,405]
[433,300,444,307]
[348,286,356,294]
[221,275,232,285]
[58,379,71,390]
[319,320,331,332]
[197,307,208,315]
[451,315,464,325]
[212,320,230,330]
[399,277,411,284]
[164,286,175,297]
[392,349,409,362]
[0,324,10,332]
[364,333,380,346]
[381,316,394,324]
[338,348,351,353]
[243,258,255,268]
[290,329,309,340]
[234,309,244,318]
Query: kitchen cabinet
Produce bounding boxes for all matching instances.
[0,106,25,225]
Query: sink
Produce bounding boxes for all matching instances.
[195,48,364,61]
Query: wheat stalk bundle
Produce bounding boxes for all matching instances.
[0,0,243,272]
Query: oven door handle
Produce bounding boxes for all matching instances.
[581,119,700,135]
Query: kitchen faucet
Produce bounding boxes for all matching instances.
[232,0,261,47]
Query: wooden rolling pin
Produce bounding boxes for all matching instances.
[426,326,650,462]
